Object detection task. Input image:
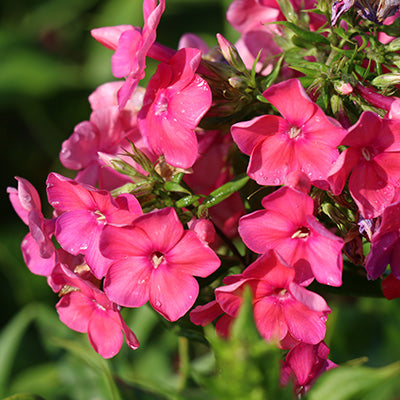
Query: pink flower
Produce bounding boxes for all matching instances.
[280,341,337,395]
[60,82,149,190]
[46,173,142,279]
[8,177,56,276]
[53,263,139,359]
[138,47,212,169]
[192,250,331,345]
[231,79,347,188]
[328,111,400,218]
[91,0,166,107]
[239,186,344,286]
[100,207,221,321]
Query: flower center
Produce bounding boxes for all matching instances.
[152,251,165,269]
[291,226,311,239]
[288,125,302,139]
[273,288,289,299]
[154,93,169,116]
[94,209,106,222]
[361,147,371,161]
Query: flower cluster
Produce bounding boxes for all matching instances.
[8,0,400,395]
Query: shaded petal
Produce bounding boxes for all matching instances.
[91,25,134,50]
[342,111,381,147]
[190,300,224,326]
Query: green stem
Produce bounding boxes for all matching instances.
[177,336,190,392]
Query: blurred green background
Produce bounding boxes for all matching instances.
[2,0,400,399]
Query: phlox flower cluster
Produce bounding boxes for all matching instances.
[8,0,400,395]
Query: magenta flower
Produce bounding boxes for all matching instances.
[138,47,212,169]
[53,263,139,358]
[100,207,221,321]
[91,0,166,107]
[239,186,344,286]
[46,173,142,279]
[8,177,56,276]
[280,341,337,395]
[328,111,400,218]
[231,78,347,188]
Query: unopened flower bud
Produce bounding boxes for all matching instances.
[216,33,247,73]
[228,76,248,89]
[333,80,353,95]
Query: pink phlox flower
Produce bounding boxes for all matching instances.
[280,341,337,395]
[225,251,330,344]
[239,186,344,286]
[231,79,347,188]
[53,263,139,358]
[60,83,150,190]
[91,0,166,108]
[100,207,221,322]
[328,111,400,218]
[193,250,330,345]
[46,173,142,279]
[365,200,400,279]
[138,47,212,169]
[8,177,56,276]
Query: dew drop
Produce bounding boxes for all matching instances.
[61,149,71,158]
[80,243,88,251]
[155,300,162,308]
[138,279,146,284]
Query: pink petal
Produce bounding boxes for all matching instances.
[262,79,317,127]
[112,29,142,78]
[100,224,153,260]
[289,283,330,313]
[88,309,124,358]
[215,279,247,317]
[149,267,199,321]
[56,291,94,333]
[104,258,152,307]
[190,300,223,326]
[166,230,220,277]
[46,173,94,211]
[342,111,381,147]
[231,115,284,156]
[91,25,134,50]
[327,147,360,195]
[118,313,140,350]
[253,297,287,341]
[283,298,327,344]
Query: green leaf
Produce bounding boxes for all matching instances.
[2,394,46,400]
[51,337,122,400]
[0,305,41,397]
[307,363,400,400]
[202,174,249,208]
[271,21,330,45]
[164,181,192,195]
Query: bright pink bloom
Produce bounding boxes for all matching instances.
[100,207,221,321]
[280,341,337,395]
[8,177,56,276]
[231,79,347,188]
[138,47,212,169]
[91,0,166,107]
[328,111,400,218]
[53,263,139,359]
[239,186,344,286]
[194,250,330,344]
[46,173,142,279]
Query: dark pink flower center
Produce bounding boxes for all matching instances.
[288,125,302,139]
[291,226,311,239]
[151,251,165,269]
